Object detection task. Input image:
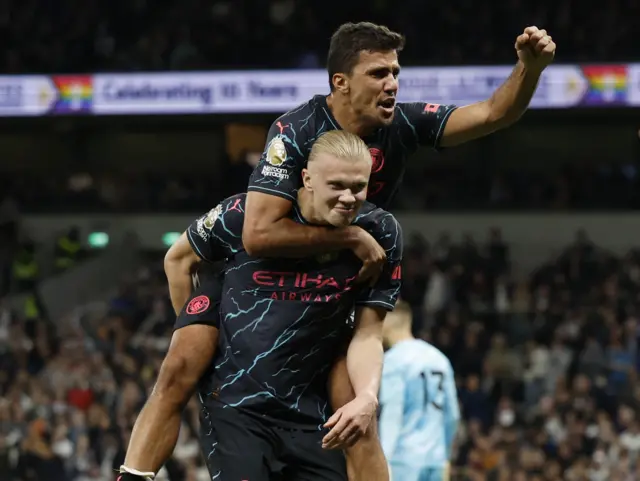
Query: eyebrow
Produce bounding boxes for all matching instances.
[327,178,368,186]
[367,64,401,74]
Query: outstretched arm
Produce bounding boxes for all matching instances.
[440,26,556,147]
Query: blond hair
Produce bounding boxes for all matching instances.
[308,130,372,165]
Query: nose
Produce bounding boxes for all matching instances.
[384,76,398,95]
[338,190,356,206]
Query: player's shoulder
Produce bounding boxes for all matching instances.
[271,95,324,132]
[392,101,421,122]
[187,194,247,259]
[264,95,325,167]
[395,101,456,114]
[221,193,247,208]
[419,340,454,371]
[353,201,397,229]
[393,101,458,126]
[205,193,246,227]
[353,202,403,248]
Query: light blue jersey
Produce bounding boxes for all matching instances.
[379,339,459,474]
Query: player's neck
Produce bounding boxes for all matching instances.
[296,189,326,226]
[326,94,376,138]
[387,331,414,348]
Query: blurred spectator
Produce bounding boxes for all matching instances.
[459,374,492,429]
[12,241,39,293]
[0,0,638,74]
[0,194,19,296]
[578,335,607,379]
[53,227,83,274]
[7,164,640,214]
[484,333,523,400]
[7,230,640,480]
[523,339,549,407]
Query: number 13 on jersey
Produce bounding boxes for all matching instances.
[420,370,445,411]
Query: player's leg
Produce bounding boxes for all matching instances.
[328,356,389,481]
[120,278,222,479]
[201,402,275,481]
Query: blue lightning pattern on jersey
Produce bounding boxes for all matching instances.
[187,193,403,428]
[247,95,457,209]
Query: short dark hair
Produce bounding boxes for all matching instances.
[327,22,405,91]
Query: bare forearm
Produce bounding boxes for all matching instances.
[246,217,359,258]
[165,263,194,315]
[488,61,542,125]
[346,333,384,400]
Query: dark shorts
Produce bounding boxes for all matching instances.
[173,269,223,330]
[199,400,347,481]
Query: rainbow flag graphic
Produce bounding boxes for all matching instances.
[52,75,93,113]
[580,65,627,105]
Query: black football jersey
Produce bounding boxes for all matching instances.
[186,193,403,428]
[248,94,457,209]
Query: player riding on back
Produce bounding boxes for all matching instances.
[120,20,556,481]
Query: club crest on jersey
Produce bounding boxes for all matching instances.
[186,295,210,315]
[369,147,385,174]
[266,137,286,166]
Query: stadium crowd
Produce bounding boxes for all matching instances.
[0,0,637,73]
[2,161,640,214]
[3,229,640,481]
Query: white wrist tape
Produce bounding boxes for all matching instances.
[119,465,156,480]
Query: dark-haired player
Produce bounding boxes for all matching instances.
[241,21,555,480]
[120,21,556,481]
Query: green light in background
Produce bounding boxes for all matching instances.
[88,231,109,248]
[162,232,181,247]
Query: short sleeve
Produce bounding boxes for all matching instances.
[185,195,245,262]
[397,102,457,150]
[173,274,223,330]
[247,119,307,202]
[356,214,404,310]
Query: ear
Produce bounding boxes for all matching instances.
[301,168,313,190]
[332,73,349,95]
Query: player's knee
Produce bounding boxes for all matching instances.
[347,421,383,458]
[153,352,200,404]
[367,416,379,437]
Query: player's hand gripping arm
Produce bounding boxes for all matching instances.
[440,26,556,147]
[323,213,403,450]
[244,192,362,258]
[322,305,385,450]
[244,193,386,284]
[164,232,201,315]
[244,120,387,284]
